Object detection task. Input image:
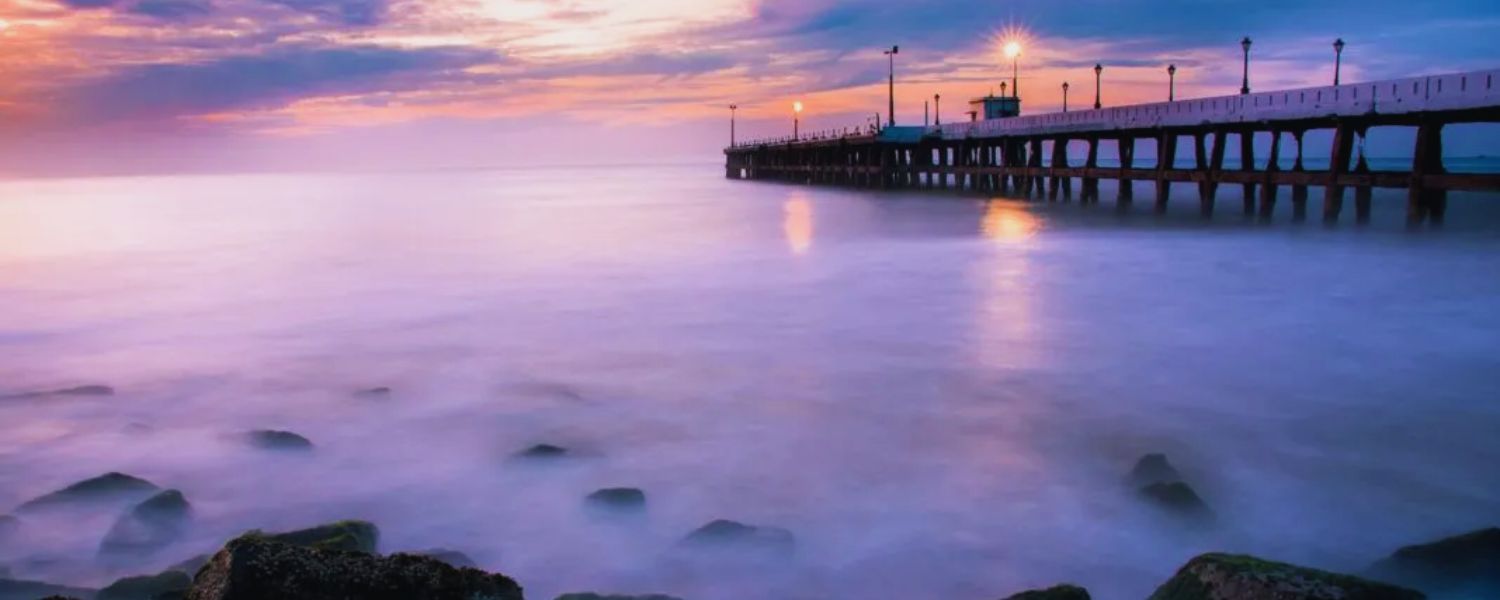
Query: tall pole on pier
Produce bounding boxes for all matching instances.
[1168,64,1177,101]
[1241,36,1253,95]
[729,104,737,147]
[1333,38,1346,86]
[793,101,803,141]
[884,45,899,127]
[1094,64,1103,109]
[1004,41,1022,99]
[935,94,941,125]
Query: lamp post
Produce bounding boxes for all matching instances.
[934,94,942,125]
[884,45,899,126]
[729,104,737,147]
[793,101,803,140]
[1062,82,1069,112]
[1000,81,1008,99]
[1240,36,1252,95]
[1004,41,1022,99]
[1333,38,1345,86]
[1093,63,1103,109]
[1167,64,1177,101]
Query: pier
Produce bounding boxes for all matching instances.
[724,68,1500,224]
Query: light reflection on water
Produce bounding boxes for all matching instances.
[0,166,1498,600]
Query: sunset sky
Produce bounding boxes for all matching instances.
[1,0,1497,176]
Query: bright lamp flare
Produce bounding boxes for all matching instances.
[793,101,804,113]
[1003,41,1022,59]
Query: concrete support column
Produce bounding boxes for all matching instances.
[1083,138,1100,203]
[1118,137,1135,206]
[1258,131,1282,219]
[1324,124,1356,222]
[1240,131,1257,215]
[1408,121,1447,225]
[1155,132,1177,212]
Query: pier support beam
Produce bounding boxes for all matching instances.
[1258,131,1282,219]
[1291,130,1309,221]
[1083,138,1100,203]
[1155,132,1177,212]
[1118,137,1135,207]
[1240,131,1257,215]
[1194,133,1212,215]
[1408,121,1448,225]
[1324,124,1356,223]
[1049,138,1069,201]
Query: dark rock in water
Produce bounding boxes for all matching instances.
[555,594,684,600]
[185,535,523,600]
[1147,553,1423,600]
[515,444,569,459]
[261,520,380,553]
[246,430,313,451]
[1126,453,1184,488]
[1000,583,1091,600]
[100,490,192,557]
[1140,482,1214,522]
[36,596,85,600]
[681,519,794,555]
[98,570,192,600]
[0,384,114,401]
[353,387,392,398]
[16,472,159,513]
[0,515,16,540]
[586,488,646,510]
[1367,527,1500,597]
[403,549,477,569]
[0,577,97,600]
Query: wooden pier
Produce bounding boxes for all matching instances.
[724,68,1500,224]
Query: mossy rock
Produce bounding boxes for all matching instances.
[1148,553,1424,600]
[98,570,191,600]
[1367,527,1499,596]
[515,444,569,459]
[256,520,380,553]
[167,554,211,577]
[585,488,646,510]
[1140,482,1214,522]
[1000,583,1090,599]
[16,472,159,513]
[186,534,522,600]
[0,577,97,600]
[1126,453,1183,488]
[555,594,684,600]
[402,549,477,569]
[680,519,794,556]
[100,490,193,557]
[246,430,314,451]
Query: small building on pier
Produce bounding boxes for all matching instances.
[970,95,1021,121]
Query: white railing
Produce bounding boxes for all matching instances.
[936,67,1500,140]
[730,124,880,149]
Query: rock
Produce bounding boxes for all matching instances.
[1147,553,1424,600]
[555,594,684,600]
[353,387,392,398]
[100,490,193,557]
[98,570,191,600]
[680,519,794,555]
[1367,527,1500,597]
[1140,482,1214,522]
[16,472,159,513]
[246,430,313,451]
[1000,584,1091,600]
[585,488,646,510]
[1126,453,1183,487]
[0,577,96,600]
[262,520,380,553]
[515,444,569,459]
[404,549,477,569]
[0,515,16,540]
[167,554,210,576]
[185,534,523,600]
[0,384,114,400]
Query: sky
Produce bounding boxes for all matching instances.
[0,0,1498,176]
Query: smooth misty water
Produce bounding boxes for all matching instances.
[1,165,1499,600]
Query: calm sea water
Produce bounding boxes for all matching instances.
[1,165,1499,600]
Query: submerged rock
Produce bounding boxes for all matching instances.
[100,489,192,557]
[680,519,794,556]
[262,520,380,553]
[1126,453,1184,488]
[16,472,159,513]
[246,430,314,451]
[186,535,523,600]
[0,577,96,600]
[0,384,114,401]
[98,570,192,600]
[1000,584,1091,600]
[404,549,477,569]
[353,387,392,398]
[1367,527,1500,597]
[1147,553,1423,600]
[515,443,569,459]
[585,488,646,510]
[556,594,684,600]
[1139,482,1214,522]
[0,515,16,541]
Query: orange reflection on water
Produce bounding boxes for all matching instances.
[783,192,814,255]
[980,200,1040,244]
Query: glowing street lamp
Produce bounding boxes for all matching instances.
[1333,38,1346,86]
[793,101,803,140]
[1240,36,1253,95]
[729,104,738,147]
[1061,82,1069,112]
[1004,40,1022,98]
[1093,63,1103,109]
[934,93,942,125]
[1167,64,1177,101]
